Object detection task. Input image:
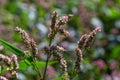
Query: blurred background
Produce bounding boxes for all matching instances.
[0,0,120,80]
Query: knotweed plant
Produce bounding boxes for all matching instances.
[0,54,18,80]
[0,11,101,80]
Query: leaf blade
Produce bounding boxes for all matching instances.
[0,39,25,56]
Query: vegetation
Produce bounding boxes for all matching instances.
[0,0,120,80]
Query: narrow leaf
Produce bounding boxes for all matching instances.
[19,60,57,70]
[0,39,25,56]
[19,60,31,70]
[36,61,58,68]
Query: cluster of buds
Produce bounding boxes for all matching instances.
[15,27,38,57]
[50,45,65,52]
[0,54,19,79]
[83,27,101,49]
[58,28,70,37]
[75,27,101,72]
[0,76,8,80]
[44,45,69,79]
[74,48,83,72]
[12,55,19,70]
[48,11,73,41]
[78,27,101,49]
[15,27,31,48]
[44,45,65,55]
[51,46,69,80]
[45,11,72,79]
[78,34,88,49]
[0,54,11,67]
[53,52,69,80]
[44,46,51,55]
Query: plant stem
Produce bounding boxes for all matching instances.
[43,54,51,79]
[43,38,52,79]
[26,55,42,79]
[33,58,42,78]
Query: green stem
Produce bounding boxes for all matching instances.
[43,54,51,79]
[26,55,42,79]
[33,58,42,78]
[43,38,52,79]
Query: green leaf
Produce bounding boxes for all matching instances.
[19,60,57,70]
[19,60,31,70]
[36,61,58,68]
[0,67,7,75]
[0,39,25,56]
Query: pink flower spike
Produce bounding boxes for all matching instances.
[95,27,101,32]
[12,54,19,69]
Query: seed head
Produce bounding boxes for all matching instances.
[15,27,38,57]
[75,48,83,72]
[12,54,19,70]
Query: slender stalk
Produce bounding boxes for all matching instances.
[43,38,52,79]
[43,54,51,79]
[25,55,42,79]
[33,58,42,78]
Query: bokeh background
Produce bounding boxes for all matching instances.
[0,0,120,80]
